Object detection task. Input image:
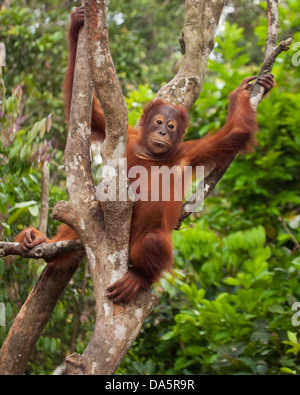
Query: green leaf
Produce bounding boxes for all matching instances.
[13,200,37,209]
[29,174,39,184]
[280,368,297,375]
[28,205,39,217]
[161,331,174,341]
[287,331,298,344]
[0,193,8,205]
[223,277,240,286]
[7,201,38,224]
[0,259,5,276]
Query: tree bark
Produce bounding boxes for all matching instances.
[156,0,226,108]
[63,1,157,376]
[0,240,84,261]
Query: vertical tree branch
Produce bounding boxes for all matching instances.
[39,162,50,235]
[64,0,157,376]
[0,43,6,116]
[249,0,292,108]
[249,0,279,107]
[156,0,226,108]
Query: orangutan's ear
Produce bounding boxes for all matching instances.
[140,114,145,127]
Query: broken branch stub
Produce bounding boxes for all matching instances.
[156,0,226,109]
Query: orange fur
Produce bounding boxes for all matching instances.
[15,8,274,303]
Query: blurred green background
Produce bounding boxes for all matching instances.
[0,0,300,375]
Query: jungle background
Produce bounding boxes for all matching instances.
[0,0,300,375]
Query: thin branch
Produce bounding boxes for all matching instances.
[0,240,84,261]
[265,0,280,59]
[176,166,228,230]
[278,216,300,252]
[250,1,292,108]
[39,161,50,235]
[249,37,293,108]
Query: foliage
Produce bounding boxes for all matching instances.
[0,58,97,371]
[1,0,300,376]
[107,0,185,91]
[0,1,71,142]
[0,0,184,147]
